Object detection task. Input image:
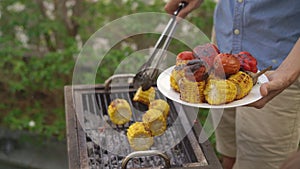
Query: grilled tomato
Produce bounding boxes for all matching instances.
[176,51,196,66]
[213,53,240,77]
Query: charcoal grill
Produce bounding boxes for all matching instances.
[64,76,221,169]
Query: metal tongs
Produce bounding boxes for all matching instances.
[133,2,187,91]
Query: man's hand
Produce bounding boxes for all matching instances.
[249,69,298,108]
[164,0,203,18]
[249,38,300,109]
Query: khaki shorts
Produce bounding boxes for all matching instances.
[214,76,300,169]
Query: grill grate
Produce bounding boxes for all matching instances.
[65,84,222,169]
[81,88,200,168]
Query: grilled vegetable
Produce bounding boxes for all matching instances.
[127,122,154,151]
[108,99,132,125]
[193,43,220,70]
[142,109,167,136]
[170,65,185,92]
[170,75,180,92]
[214,53,240,77]
[204,79,237,105]
[149,99,170,119]
[228,71,253,100]
[184,60,209,82]
[176,51,196,66]
[133,86,156,105]
[236,51,258,73]
[179,77,206,103]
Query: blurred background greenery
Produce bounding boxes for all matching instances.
[0,0,216,141]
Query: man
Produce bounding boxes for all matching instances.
[165,0,300,169]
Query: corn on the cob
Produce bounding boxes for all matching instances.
[127,122,154,151]
[204,79,237,105]
[228,71,253,100]
[142,109,167,136]
[178,77,206,103]
[149,99,170,119]
[170,75,180,92]
[107,99,132,125]
[133,86,155,105]
[170,66,185,92]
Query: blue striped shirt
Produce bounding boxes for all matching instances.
[214,0,300,70]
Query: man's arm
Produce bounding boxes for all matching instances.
[250,37,300,108]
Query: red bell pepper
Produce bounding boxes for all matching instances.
[236,51,258,73]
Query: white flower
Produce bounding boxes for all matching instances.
[43,1,55,20]
[7,2,25,13]
[29,120,36,127]
[14,26,29,48]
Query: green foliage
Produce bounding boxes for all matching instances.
[0,0,216,140]
[189,0,216,37]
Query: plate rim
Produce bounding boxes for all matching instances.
[157,65,269,108]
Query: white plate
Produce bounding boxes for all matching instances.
[157,66,269,108]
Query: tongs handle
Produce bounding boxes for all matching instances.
[140,2,187,70]
[133,2,187,90]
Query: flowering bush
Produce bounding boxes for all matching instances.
[0,0,216,140]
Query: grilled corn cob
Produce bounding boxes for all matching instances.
[204,79,237,105]
[142,109,167,136]
[178,77,206,103]
[107,99,132,125]
[228,71,253,100]
[133,86,155,105]
[127,122,154,151]
[170,65,185,92]
[149,99,170,119]
[170,75,180,92]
